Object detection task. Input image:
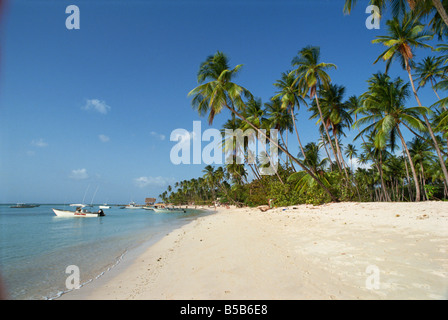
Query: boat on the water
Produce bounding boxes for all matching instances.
[10,203,40,208]
[52,207,106,218]
[124,202,141,209]
[99,204,111,209]
[153,208,186,213]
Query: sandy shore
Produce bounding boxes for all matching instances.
[59,202,448,300]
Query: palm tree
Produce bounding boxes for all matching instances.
[189,51,339,202]
[313,83,353,179]
[289,142,332,197]
[356,73,428,201]
[412,0,448,38]
[189,51,252,125]
[291,46,339,173]
[221,117,262,181]
[298,142,328,174]
[433,44,448,110]
[347,95,384,180]
[437,43,448,66]
[343,0,448,32]
[372,14,448,187]
[414,56,446,100]
[358,128,392,201]
[345,144,358,172]
[241,97,284,183]
[408,136,435,199]
[264,97,294,155]
[214,166,238,205]
[202,165,217,204]
[345,143,362,199]
[273,71,308,161]
[226,162,248,186]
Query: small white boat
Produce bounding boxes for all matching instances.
[124,202,141,209]
[53,207,106,218]
[99,204,111,209]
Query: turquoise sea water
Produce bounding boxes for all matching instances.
[0,204,210,300]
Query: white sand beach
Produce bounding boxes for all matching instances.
[59,202,448,300]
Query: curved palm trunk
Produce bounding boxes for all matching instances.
[397,125,421,202]
[405,65,448,187]
[430,79,442,102]
[432,0,448,28]
[226,105,339,202]
[403,151,413,200]
[290,107,307,164]
[280,132,296,172]
[258,136,285,184]
[319,129,333,168]
[378,152,391,202]
[421,163,429,200]
[314,95,343,173]
[331,124,350,181]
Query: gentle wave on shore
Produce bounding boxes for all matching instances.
[0,204,212,300]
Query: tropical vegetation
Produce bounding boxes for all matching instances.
[159,3,448,207]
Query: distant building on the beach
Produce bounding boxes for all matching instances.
[145,197,156,205]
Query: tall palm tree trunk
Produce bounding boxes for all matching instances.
[405,65,448,187]
[443,181,448,199]
[257,136,285,184]
[421,164,429,200]
[403,151,413,200]
[331,124,350,181]
[430,78,442,102]
[319,129,333,168]
[379,152,391,201]
[397,125,421,201]
[315,95,343,173]
[432,0,448,28]
[290,107,307,163]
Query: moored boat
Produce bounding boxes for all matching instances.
[124,202,141,209]
[52,207,106,218]
[10,203,40,208]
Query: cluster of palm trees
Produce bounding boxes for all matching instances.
[158,165,240,206]
[160,2,448,206]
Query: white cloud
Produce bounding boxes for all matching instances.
[134,176,175,188]
[82,99,111,114]
[31,138,48,147]
[350,157,371,171]
[98,134,110,142]
[150,131,166,141]
[69,168,89,180]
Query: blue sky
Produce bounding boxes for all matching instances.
[0,0,444,203]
